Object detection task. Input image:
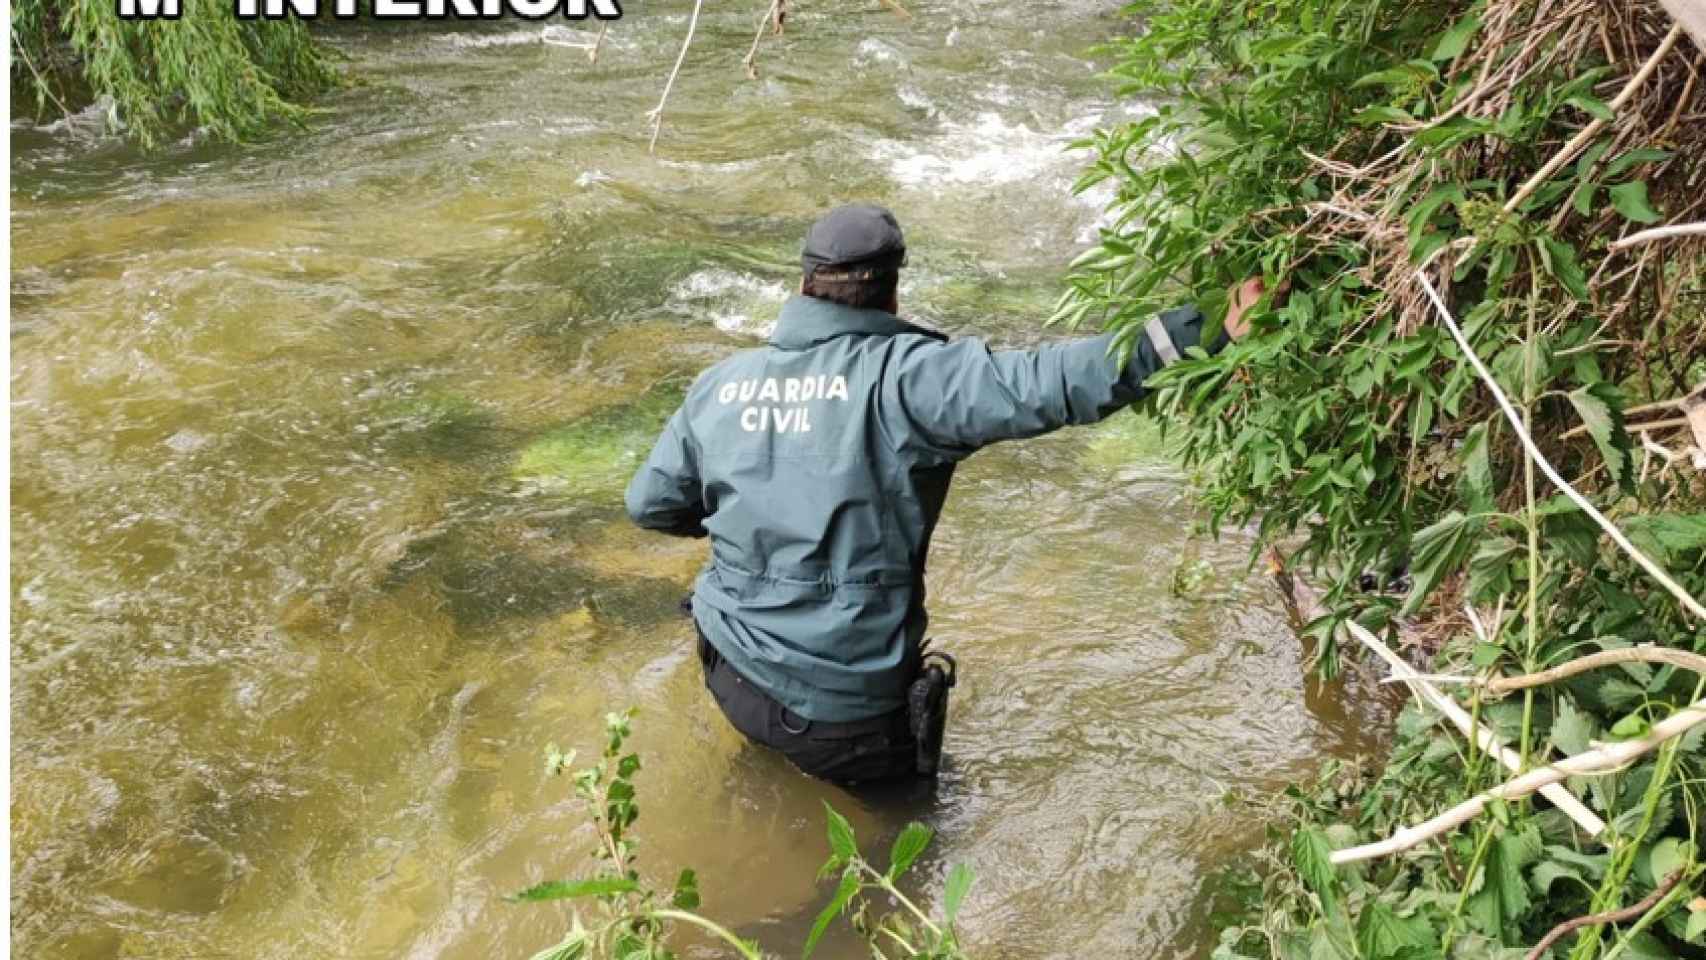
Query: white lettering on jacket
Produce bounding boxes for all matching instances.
[719,374,849,434]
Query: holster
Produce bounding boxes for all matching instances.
[906,651,957,776]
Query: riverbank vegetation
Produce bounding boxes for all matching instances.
[1060,0,1705,956]
[10,0,338,145]
[513,711,974,960]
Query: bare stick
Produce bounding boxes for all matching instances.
[1624,386,1706,418]
[1523,870,1686,960]
[1562,414,1692,440]
[1330,700,1706,864]
[1485,645,1706,695]
[11,35,72,121]
[646,0,706,154]
[743,0,783,79]
[1654,0,1706,55]
[1502,24,1684,215]
[1271,558,1604,837]
[1415,271,1706,621]
[589,21,609,64]
[1610,221,1706,250]
[1342,619,1607,837]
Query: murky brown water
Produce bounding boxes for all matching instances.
[10,5,1386,958]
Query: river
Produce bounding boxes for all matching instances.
[9,4,1385,957]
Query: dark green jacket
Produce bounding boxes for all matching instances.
[626,295,1215,721]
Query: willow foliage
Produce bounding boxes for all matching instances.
[10,0,338,145]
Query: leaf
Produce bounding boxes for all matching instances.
[1599,676,1648,711]
[1458,422,1494,513]
[1545,845,1609,879]
[1465,828,1534,936]
[1356,901,1437,959]
[943,863,976,923]
[824,802,857,862]
[1605,148,1672,177]
[803,868,860,959]
[1538,237,1590,300]
[672,868,700,910]
[1646,838,1691,886]
[1293,828,1340,913]
[1686,910,1706,943]
[1566,384,1632,485]
[1402,511,1477,616]
[1531,861,1584,896]
[1353,106,1414,125]
[1431,15,1482,60]
[1565,95,1614,121]
[1624,514,1706,561]
[1610,712,1651,740]
[508,877,640,902]
[1550,697,1596,755]
[888,823,933,881]
[1619,931,1677,960]
[1467,536,1521,600]
[528,935,589,960]
[1608,181,1663,223]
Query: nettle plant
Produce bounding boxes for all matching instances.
[512,710,974,960]
[511,710,756,960]
[1062,0,1704,667]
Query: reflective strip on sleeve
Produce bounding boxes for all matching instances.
[1144,316,1182,366]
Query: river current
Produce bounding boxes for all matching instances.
[10,4,1384,957]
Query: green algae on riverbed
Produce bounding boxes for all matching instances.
[514,379,689,493]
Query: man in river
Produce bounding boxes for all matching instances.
[625,204,1264,784]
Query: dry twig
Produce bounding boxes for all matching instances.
[1416,271,1706,621]
[1522,870,1687,960]
[646,0,706,154]
[1330,699,1706,863]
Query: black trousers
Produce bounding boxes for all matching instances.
[697,631,918,785]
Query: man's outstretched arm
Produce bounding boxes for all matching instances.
[624,407,709,538]
[879,278,1272,460]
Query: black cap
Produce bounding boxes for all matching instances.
[801,204,908,278]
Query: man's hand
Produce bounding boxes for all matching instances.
[1224,275,1288,341]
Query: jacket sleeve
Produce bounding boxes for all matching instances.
[624,407,709,538]
[878,305,1217,462]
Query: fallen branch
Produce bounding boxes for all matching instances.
[1609,220,1706,250]
[589,21,609,64]
[1523,869,1686,960]
[646,0,706,154]
[1415,271,1706,622]
[1563,415,1690,440]
[1341,619,1607,838]
[1485,645,1706,696]
[1330,699,1706,864]
[742,0,783,79]
[1268,551,1605,838]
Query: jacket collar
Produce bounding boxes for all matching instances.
[768,294,944,349]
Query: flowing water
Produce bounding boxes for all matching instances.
[10,4,1389,957]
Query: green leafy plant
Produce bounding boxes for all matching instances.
[511,710,762,960]
[806,807,974,960]
[10,0,339,146]
[514,711,979,960]
[1063,0,1706,957]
